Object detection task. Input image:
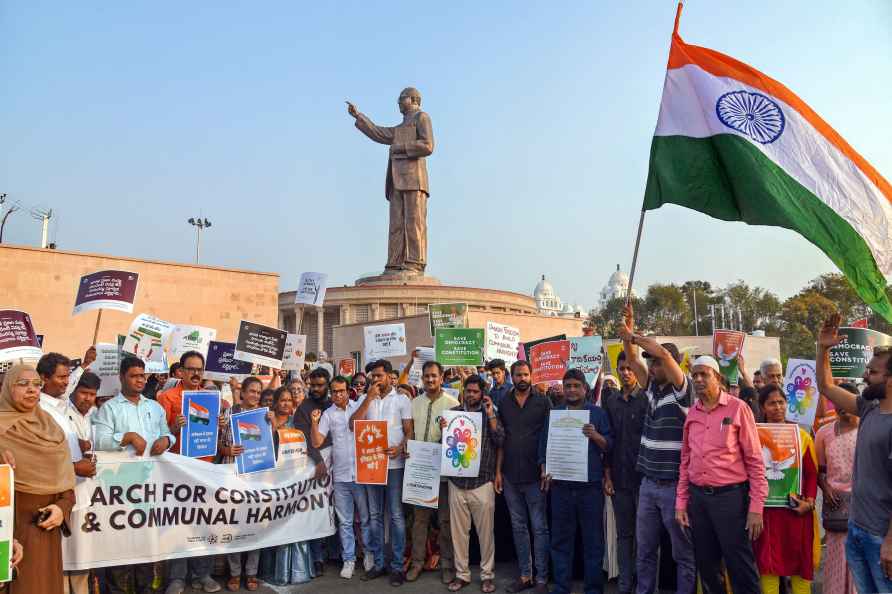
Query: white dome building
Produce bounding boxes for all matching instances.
[534,274,563,316]
[599,264,635,307]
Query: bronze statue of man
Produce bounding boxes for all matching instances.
[347,87,434,275]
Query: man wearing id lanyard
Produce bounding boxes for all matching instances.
[675,356,767,594]
[92,355,176,594]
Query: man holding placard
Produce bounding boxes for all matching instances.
[349,359,414,586]
[539,368,613,594]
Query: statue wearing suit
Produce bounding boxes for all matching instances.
[348,87,434,275]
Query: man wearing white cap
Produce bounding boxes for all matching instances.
[675,356,767,594]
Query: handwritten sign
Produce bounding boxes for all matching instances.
[354,420,388,485]
[485,321,520,365]
[363,323,407,362]
[282,334,307,372]
[295,272,328,306]
[72,270,139,316]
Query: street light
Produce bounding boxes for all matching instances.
[187,217,212,263]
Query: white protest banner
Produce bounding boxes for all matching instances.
[363,323,407,362]
[568,336,604,386]
[234,321,287,369]
[295,272,328,306]
[89,343,122,398]
[783,359,820,427]
[72,270,139,316]
[0,310,42,363]
[485,321,520,365]
[0,465,12,583]
[169,325,217,362]
[440,410,482,478]
[63,452,335,570]
[402,440,441,509]
[122,314,173,370]
[545,410,589,482]
[282,334,307,372]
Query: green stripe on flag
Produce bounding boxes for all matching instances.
[644,134,892,322]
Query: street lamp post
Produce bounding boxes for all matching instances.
[187,217,212,263]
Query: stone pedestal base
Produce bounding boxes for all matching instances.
[355,271,442,287]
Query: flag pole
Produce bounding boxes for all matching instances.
[92,309,103,345]
[625,209,646,304]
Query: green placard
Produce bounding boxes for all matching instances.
[428,303,468,336]
[830,327,892,379]
[435,328,484,367]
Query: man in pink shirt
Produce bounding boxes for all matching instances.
[675,356,767,594]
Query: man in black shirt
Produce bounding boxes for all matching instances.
[603,350,648,594]
[496,360,551,594]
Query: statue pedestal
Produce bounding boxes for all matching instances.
[355,271,441,287]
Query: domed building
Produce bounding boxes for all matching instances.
[599,264,635,307]
[533,275,585,318]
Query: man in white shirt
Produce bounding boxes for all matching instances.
[349,359,414,586]
[66,371,99,443]
[311,375,372,580]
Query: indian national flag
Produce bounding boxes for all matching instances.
[644,6,892,321]
[188,401,210,425]
[237,421,262,441]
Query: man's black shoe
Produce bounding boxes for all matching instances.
[361,567,386,582]
[390,571,405,587]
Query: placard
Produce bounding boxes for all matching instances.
[435,328,485,367]
[0,310,42,362]
[522,334,567,363]
[169,325,217,362]
[231,408,276,474]
[530,340,571,384]
[783,359,820,427]
[355,420,388,485]
[402,440,441,509]
[605,342,624,374]
[830,327,892,379]
[276,427,309,470]
[234,321,287,369]
[89,343,122,398]
[337,358,356,377]
[122,314,173,371]
[204,341,253,382]
[0,465,13,583]
[428,303,468,336]
[72,270,139,316]
[295,272,328,306]
[181,391,220,459]
[363,323,407,362]
[440,410,481,478]
[713,329,746,384]
[485,321,520,365]
[568,336,604,386]
[545,410,589,482]
[282,334,307,372]
[757,423,802,507]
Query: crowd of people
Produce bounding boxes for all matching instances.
[1,307,891,594]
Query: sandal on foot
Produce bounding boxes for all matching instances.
[226,577,240,592]
[245,576,259,591]
[481,579,496,593]
[448,578,471,592]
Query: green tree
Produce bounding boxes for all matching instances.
[779,291,836,361]
[640,284,690,336]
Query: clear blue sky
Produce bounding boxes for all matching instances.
[3,1,890,308]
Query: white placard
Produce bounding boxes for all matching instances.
[363,323,407,362]
[485,321,520,365]
[545,409,589,482]
[783,358,820,427]
[122,314,174,369]
[402,440,441,509]
[282,334,307,371]
[89,343,122,397]
[295,272,328,306]
[169,325,217,362]
[440,410,482,478]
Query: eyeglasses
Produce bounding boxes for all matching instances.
[14,379,44,389]
[183,367,204,374]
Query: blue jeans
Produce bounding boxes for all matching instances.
[364,468,406,573]
[635,477,695,594]
[168,555,212,582]
[551,482,605,594]
[847,521,892,594]
[334,481,372,562]
[503,479,550,584]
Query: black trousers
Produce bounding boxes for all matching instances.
[688,485,760,594]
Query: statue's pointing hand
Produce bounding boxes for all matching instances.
[346,101,359,118]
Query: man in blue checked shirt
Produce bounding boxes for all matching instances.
[539,368,613,594]
[92,355,176,594]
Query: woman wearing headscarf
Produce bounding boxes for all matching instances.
[0,364,76,594]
